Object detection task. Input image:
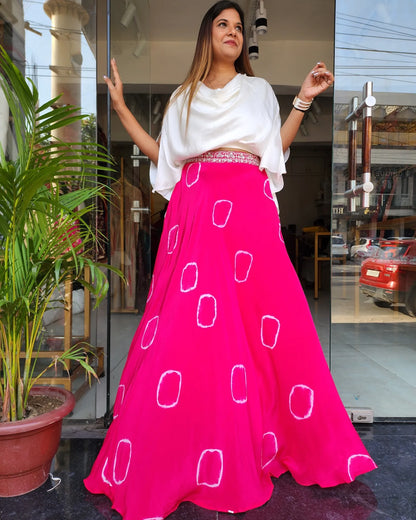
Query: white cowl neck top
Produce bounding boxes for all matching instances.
[150,73,289,200]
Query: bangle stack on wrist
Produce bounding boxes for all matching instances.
[293,96,313,112]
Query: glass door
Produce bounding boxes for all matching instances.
[97,0,170,415]
[331,0,416,418]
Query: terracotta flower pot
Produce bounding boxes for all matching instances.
[0,386,75,497]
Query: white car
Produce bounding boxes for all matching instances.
[351,238,379,259]
[331,236,348,260]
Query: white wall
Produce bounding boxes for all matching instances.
[97,38,333,91]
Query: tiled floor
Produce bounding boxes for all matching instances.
[0,423,415,520]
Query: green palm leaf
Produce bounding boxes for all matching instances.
[0,45,122,421]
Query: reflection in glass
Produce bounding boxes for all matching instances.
[0,0,99,418]
[332,0,416,418]
[105,0,155,410]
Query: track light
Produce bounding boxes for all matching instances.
[248,26,259,60]
[152,98,162,124]
[121,2,136,28]
[255,0,267,35]
[309,111,318,124]
[311,100,321,116]
[152,112,162,125]
[133,39,145,58]
[153,99,162,115]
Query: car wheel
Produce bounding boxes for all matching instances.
[373,299,390,308]
[405,286,416,317]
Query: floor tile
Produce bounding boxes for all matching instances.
[0,424,415,520]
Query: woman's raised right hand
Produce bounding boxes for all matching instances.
[103,58,126,113]
[102,58,160,164]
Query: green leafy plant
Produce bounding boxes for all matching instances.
[0,46,118,421]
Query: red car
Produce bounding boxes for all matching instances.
[359,239,416,316]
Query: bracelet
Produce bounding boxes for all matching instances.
[293,95,313,112]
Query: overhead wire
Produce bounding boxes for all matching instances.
[335,11,416,84]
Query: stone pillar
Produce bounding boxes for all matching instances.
[0,0,25,158]
[44,0,89,142]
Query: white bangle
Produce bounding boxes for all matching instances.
[293,96,313,112]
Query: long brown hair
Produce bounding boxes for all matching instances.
[171,1,254,125]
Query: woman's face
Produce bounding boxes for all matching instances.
[211,8,244,64]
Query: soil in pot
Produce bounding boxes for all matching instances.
[0,394,63,422]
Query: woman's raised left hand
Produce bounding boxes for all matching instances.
[298,62,334,102]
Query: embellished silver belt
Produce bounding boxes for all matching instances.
[185,150,260,166]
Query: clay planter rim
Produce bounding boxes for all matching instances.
[0,386,75,435]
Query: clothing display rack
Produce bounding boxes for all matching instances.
[111,158,141,314]
[20,267,104,401]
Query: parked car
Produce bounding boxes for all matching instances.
[331,235,348,261]
[359,239,416,316]
[350,237,380,260]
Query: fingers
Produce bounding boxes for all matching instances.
[311,61,334,86]
[103,74,113,90]
[103,58,122,90]
[103,59,126,111]
[313,71,334,85]
[325,71,334,85]
[313,61,326,71]
[111,57,121,84]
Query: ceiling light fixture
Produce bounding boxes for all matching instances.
[133,36,146,58]
[311,100,321,116]
[309,111,318,124]
[121,2,136,28]
[255,0,267,35]
[153,99,162,115]
[248,26,259,60]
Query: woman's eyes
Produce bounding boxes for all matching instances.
[218,22,243,32]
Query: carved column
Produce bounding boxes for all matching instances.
[44,0,89,142]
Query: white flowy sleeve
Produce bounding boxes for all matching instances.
[149,91,185,200]
[149,134,181,201]
[258,84,290,193]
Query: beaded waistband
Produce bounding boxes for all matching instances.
[185,150,260,166]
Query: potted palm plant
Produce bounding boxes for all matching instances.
[0,45,117,496]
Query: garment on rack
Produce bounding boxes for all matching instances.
[110,179,144,311]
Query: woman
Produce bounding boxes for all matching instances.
[85,2,376,519]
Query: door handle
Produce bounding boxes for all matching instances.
[131,200,150,222]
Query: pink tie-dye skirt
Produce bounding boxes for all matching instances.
[84,152,376,520]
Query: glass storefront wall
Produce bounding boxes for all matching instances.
[1,0,100,419]
[3,0,414,421]
[102,0,336,417]
[332,0,416,418]
[1,0,171,420]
